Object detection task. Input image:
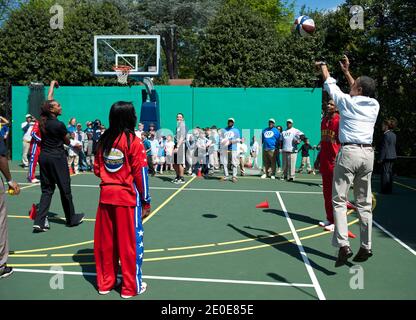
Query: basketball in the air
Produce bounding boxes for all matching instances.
[293,15,315,37]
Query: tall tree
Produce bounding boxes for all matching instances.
[193,2,280,87]
[111,0,221,79]
[0,0,129,85]
[226,0,295,35]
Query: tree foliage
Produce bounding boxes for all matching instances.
[111,0,221,79]
[0,0,129,85]
[0,0,414,159]
[193,2,280,87]
[226,0,295,35]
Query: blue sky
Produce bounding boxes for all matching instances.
[293,0,345,15]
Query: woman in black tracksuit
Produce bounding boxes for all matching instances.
[33,82,84,231]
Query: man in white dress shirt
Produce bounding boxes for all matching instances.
[316,56,380,267]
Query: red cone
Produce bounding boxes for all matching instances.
[256,200,269,209]
[348,230,356,239]
[29,203,37,220]
[197,168,202,178]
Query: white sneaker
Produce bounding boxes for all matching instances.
[277,169,282,174]
[31,178,40,184]
[271,176,276,180]
[99,278,122,295]
[324,224,335,232]
[319,220,331,227]
[121,282,147,299]
[261,174,267,179]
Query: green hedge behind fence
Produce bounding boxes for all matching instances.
[12,86,322,165]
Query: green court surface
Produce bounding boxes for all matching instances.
[1,162,415,300]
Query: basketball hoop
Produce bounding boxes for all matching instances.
[113,65,132,84]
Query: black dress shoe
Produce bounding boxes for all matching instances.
[335,246,353,267]
[353,247,373,262]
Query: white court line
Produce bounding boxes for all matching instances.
[12,268,314,288]
[276,192,326,300]
[373,220,416,256]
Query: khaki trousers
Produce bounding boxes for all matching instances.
[239,157,245,175]
[282,152,297,179]
[299,156,312,172]
[22,140,30,166]
[332,145,374,249]
[221,150,239,177]
[68,155,80,173]
[263,150,277,176]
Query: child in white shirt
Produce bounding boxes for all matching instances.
[165,135,175,171]
[67,132,82,174]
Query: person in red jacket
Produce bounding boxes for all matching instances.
[94,101,151,299]
[316,100,340,230]
[27,120,41,183]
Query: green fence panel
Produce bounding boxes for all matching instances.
[12,86,322,167]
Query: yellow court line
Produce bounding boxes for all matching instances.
[8,219,360,267]
[12,240,95,254]
[10,176,196,254]
[9,210,354,256]
[50,248,167,257]
[15,173,83,191]
[8,215,96,222]
[9,262,96,267]
[394,181,416,191]
[167,244,217,251]
[8,254,48,258]
[9,194,376,267]
[51,253,93,257]
[142,176,196,224]
[144,219,359,262]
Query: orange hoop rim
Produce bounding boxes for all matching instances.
[112,65,133,72]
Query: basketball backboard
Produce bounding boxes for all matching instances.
[93,35,161,77]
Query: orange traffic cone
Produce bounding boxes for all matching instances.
[69,167,74,175]
[256,200,269,209]
[29,203,37,220]
[197,167,203,178]
[348,230,356,239]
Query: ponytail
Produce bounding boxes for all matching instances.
[39,100,56,135]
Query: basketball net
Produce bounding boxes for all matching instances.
[113,65,132,84]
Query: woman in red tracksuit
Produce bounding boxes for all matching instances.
[27,120,41,183]
[94,101,151,299]
[317,100,340,229]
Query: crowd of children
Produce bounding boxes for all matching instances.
[19,115,317,179]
